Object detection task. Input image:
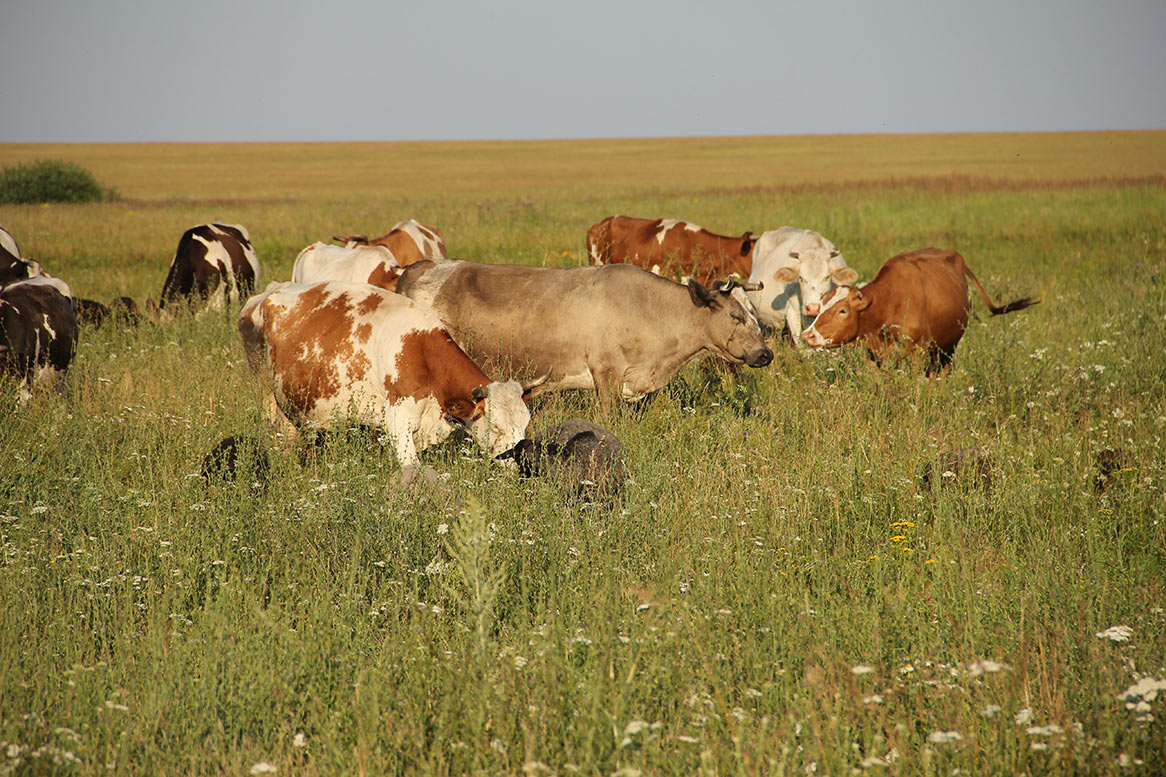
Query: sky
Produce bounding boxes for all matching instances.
[3,0,1164,143]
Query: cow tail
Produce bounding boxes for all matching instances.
[587,218,611,265]
[964,264,1039,315]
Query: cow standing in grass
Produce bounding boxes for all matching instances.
[397,260,772,410]
[745,227,858,345]
[238,281,536,474]
[0,275,77,403]
[801,247,1038,373]
[159,223,260,313]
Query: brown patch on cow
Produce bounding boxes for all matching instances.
[585,215,755,285]
[383,328,490,421]
[357,292,383,316]
[366,263,402,292]
[264,286,371,418]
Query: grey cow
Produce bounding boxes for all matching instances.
[396,260,772,410]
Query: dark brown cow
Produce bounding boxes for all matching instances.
[587,216,757,285]
[332,219,447,266]
[0,278,78,403]
[801,248,1038,373]
[159,223,260,312]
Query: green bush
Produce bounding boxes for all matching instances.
[0,158,108,204]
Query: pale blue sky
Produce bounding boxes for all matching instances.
[3,0,1164,142]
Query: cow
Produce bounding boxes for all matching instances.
[237,281,536,475]
[158,223,260,312]
[396,260,772,410]
[292,242,403,292]
[332,219,448,266]
[745,227,858,344]
[587,216,759,285]
[801,248,1039,373]
[0,276,78,403]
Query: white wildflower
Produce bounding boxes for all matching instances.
[292,733,306,748]
[851,664,875,676]
[968,660,1010,677]
[860,756,890,768]
[249,763,278,775]
[436,523,449,535]
[927,731,962,744]
[1096,625,1133,642]
[1026,724,1064,736]
[1014,708,1033,725]
[863,694,884,705]
[983,704,1002,718]
[1030,742,1049,751]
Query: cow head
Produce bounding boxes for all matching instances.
[463,380,533,462]
[773,245,858,320]
[690,279,773,367]
[801,285,868,348]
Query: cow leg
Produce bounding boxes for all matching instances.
[785,300,807,349]
[262,393,298,445]
[591,367,621,417]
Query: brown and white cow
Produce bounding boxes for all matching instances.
[801,248,1039,373]
[396,260,772,409]
[159,223,260,312]
[238,281,534,470]
[1,276,78,403]
[292,242,404,292]
[587,216,758,285]
[332,219,448,266]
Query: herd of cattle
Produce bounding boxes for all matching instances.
[1,215,1037,491]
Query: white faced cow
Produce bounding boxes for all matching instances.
[292,242,404,292]
[159,223,260,313]
[396,260,772,410]
[238,281,535,472]
[745,227,858,345]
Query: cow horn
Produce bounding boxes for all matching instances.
[829,249,840,258]
[739,281,763,292]
[520,372,551,392]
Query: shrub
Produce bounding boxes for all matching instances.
[0,159,108,204]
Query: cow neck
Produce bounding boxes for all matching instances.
[423,329,490,413]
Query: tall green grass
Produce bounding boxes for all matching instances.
[1,140,1163,775]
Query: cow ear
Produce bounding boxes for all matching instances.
[832,267,858,285]
[789,251,800,260]
[687,280,715,308]
[829,249,840,259]
[853,291,872,312]
[739,232,755,256]
[773,266,798,283]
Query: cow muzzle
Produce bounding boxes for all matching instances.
[745,346,773,368]
[802,329,825,348]
[804,303,820,317]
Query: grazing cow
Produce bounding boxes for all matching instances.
[237,281,535,471]
[587,216,759,285]
[396,260,772,409]
[332,219,448,266]
[159,223,260,311]
[745,227,858,343]
[201,435,271,488]
[292,242,403,292]
[0,277,78,403]
[801,248,1039,373]
[501,418,626,500]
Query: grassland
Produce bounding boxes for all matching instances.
[1,133,1164,776]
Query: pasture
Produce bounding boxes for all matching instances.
[1,132,1164,776]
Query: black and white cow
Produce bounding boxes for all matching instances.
[159,223,260,312]
[0,276,78,403]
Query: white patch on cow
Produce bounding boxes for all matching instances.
[400,259,459,312]
[40,313,57,341]
[293,242,399,288]
[590,241,604,264]
[655,219,700,245]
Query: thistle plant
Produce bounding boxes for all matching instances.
[442,495,506,661]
